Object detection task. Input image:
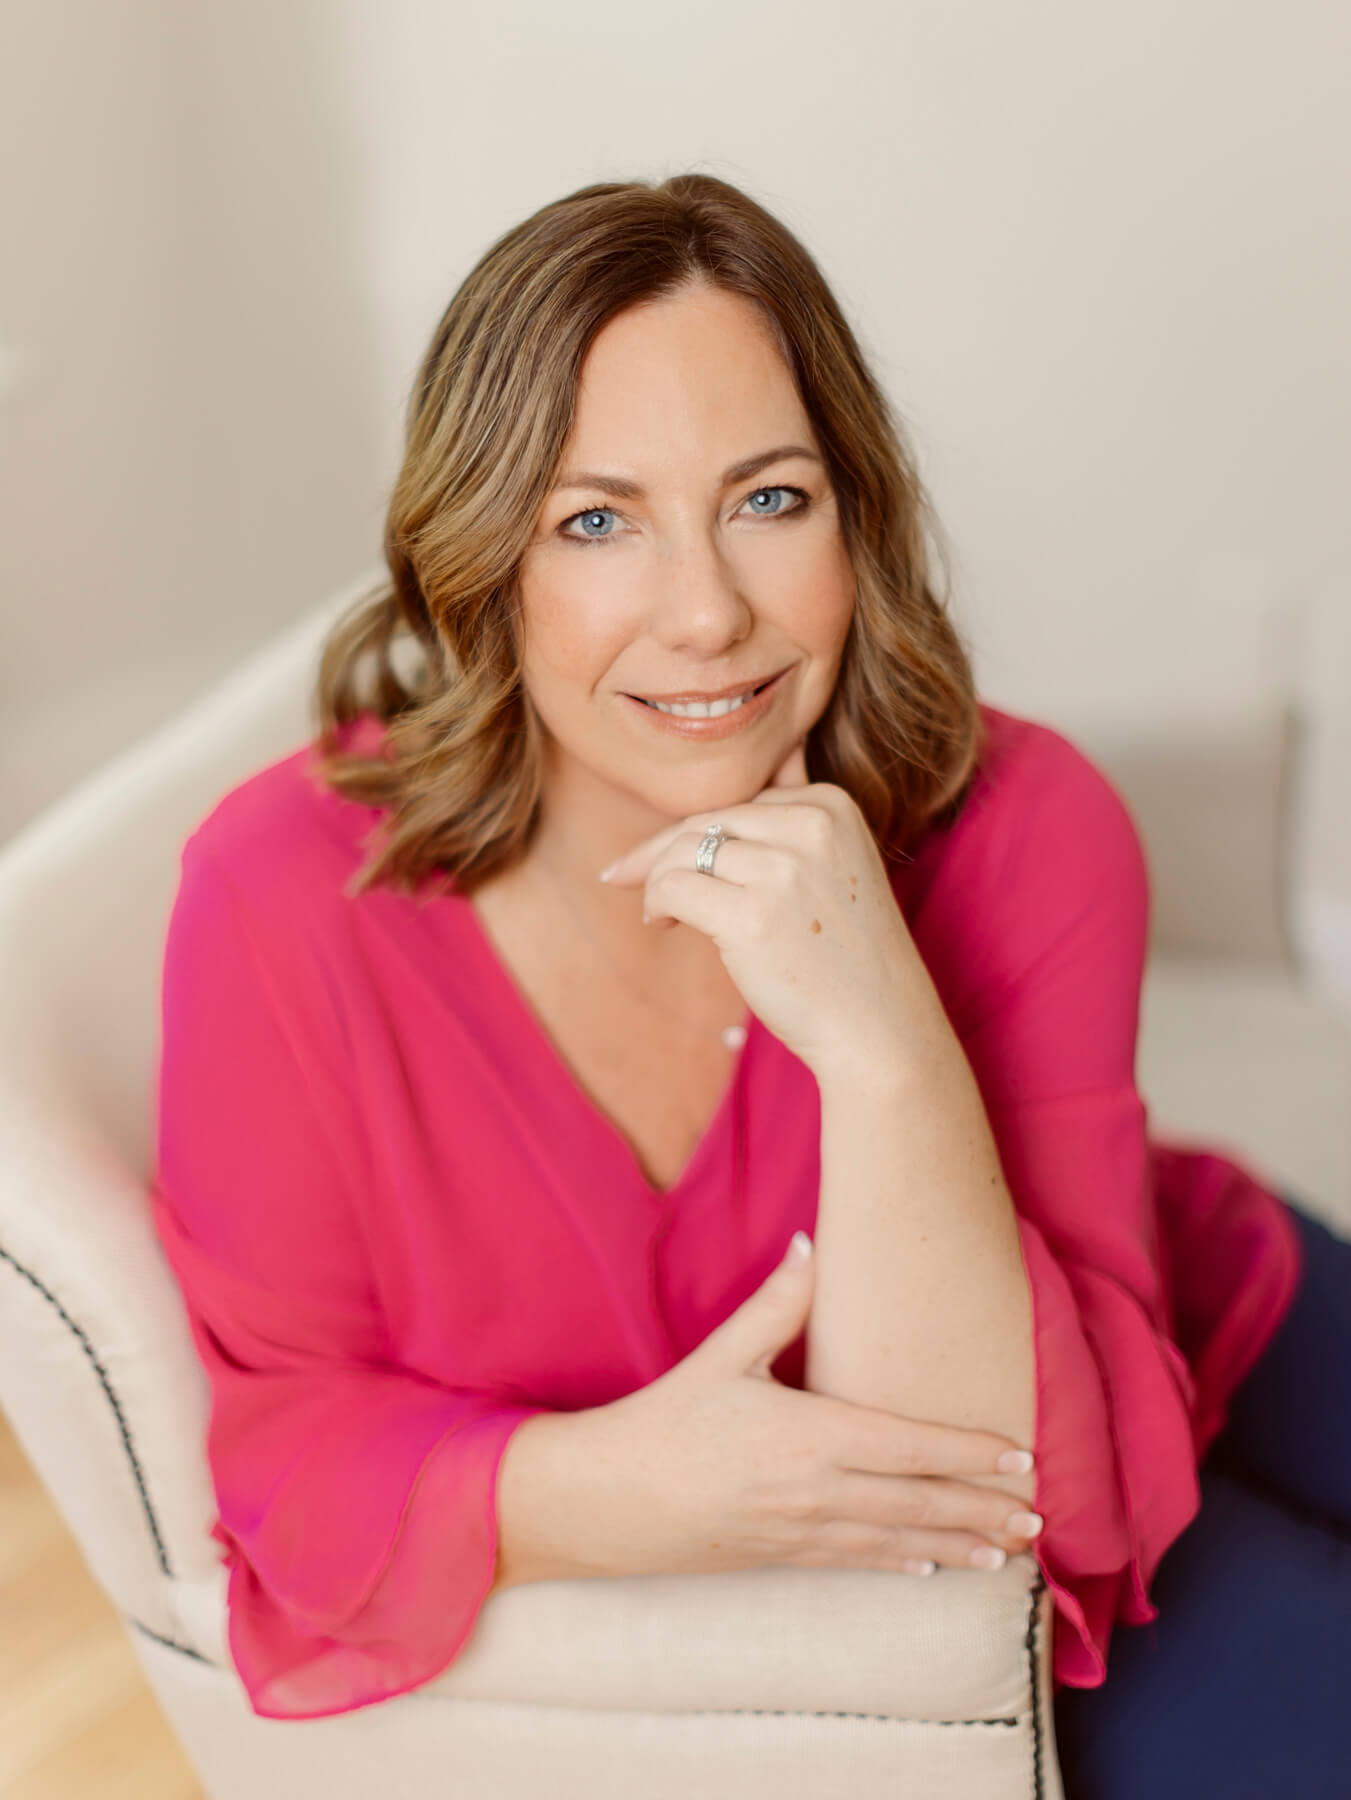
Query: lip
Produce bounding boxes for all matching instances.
[627,665,791,705]
[620,664,793,740]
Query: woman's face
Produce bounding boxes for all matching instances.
[517,283,856,833]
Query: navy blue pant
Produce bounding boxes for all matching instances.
[1052,1197,1351,1799]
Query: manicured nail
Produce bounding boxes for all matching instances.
[598,860,620,882]
[1006,1512,1044,1539]
[996,1449,1035,1475]
[969,1546,1006,1570]
[902,1558,937,1577]
[785,1230,813,1265]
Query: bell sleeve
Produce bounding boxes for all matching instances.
[149,835,551,1720]
[954,727,1202,1692]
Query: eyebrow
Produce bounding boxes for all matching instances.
[551,444,823,499]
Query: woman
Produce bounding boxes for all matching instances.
[150,173,1350,1789]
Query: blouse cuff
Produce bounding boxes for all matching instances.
[1016,1216,1201,1688]
[218,1402,552,1720]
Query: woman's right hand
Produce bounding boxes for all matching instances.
[564,1233,1043,1582]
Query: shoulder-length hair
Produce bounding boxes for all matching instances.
[308,170,986,901]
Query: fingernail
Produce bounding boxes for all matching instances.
[996,1449,1035,1475]
[969,1546,1006,1570]
[641,911,650,924]
[785,1230,813,1265]
[1005,1511,1044,1539]
[598,861,619,882]
[902,1558,937,1577]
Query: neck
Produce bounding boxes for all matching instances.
[526,835,718,982]
[518,751,743,992]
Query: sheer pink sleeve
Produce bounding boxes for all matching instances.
[150,837,550,1720]
[954,728,1201,1690]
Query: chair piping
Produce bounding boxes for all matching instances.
[1,1240,1051,1769]
[0,1242,179,1581]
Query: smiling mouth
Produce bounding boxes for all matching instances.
[627,670,787,715]
[633,678,776,716]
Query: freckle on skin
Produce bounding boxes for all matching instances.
[811,919,821,933]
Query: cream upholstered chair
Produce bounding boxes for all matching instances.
[2,571,1347,1799]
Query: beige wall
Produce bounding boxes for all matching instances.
[0,0,384,839]
[2,0,1347,842]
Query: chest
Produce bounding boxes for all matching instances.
[468,885,743,1195]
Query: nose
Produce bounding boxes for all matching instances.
[648,530,753,653]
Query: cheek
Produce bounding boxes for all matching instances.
[779,539,855,651]
[521,571,632,691]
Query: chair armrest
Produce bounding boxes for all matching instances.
[421,1553,1054,1724]
[0,1086,222,1651]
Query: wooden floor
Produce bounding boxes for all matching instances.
[0,1408,206,1800]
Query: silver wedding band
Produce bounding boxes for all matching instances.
[695,823,728,876]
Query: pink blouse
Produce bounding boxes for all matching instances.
[149,701,1304,1720]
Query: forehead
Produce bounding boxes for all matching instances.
[552,444,822,499]
[557,291,813,492]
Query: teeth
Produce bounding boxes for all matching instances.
[647,690,751,718]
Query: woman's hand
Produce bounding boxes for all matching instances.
[598,740,931,1074]
[537,1234,1043,1583]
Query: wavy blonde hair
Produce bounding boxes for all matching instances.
[309,171,986,900]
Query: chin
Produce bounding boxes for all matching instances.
[645,769,776,817]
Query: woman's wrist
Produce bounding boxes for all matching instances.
[493,1408,609,1592]
[807,961,957,1093]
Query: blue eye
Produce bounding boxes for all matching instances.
[743,486,798,516]
[558,484,810,547]
[564,506,620,544]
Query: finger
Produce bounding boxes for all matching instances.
[804,1507,1017,1574]
[830,1471,1043,1557]
[640,865,751,936]
[641,834,814,925]
[819,1392,1030,1480]
[604,799,830,887]
[598,828,684,887]
[646,833,773,893]
[643,835,764,928]
[892,1529,1013,1571]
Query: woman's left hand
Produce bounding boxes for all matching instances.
[597,741,937,1077]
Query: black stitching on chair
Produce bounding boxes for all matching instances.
[691,1568,1049,1743]
[694,1570,1050,1742]
[1,1242,1054,1757]
[1027,1563,1049,1798]
[0,1243,221,1663]
[0,1242,176,1578]
[686,1711,1021,1725]
[128,1617,213,1663]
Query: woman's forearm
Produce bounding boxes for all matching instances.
[490,962,1042,1603]
[805,965,1038,1507]
[491,1410,610,1593]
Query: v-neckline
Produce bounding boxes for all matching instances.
[454,891,759,1204]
